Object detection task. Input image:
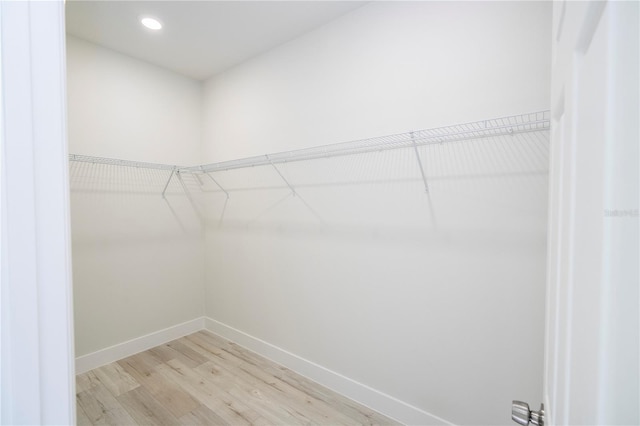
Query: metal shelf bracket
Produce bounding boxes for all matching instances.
[161,167,176,199]
[201,166,229,199]
[411,131,429,193]
[266,154,296,196]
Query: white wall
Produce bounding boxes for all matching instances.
[67,36,202,165]
[201,2,551,425]
[67,36,205,357]
[202,1,550,163]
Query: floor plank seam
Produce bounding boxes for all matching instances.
[76,331,399,426]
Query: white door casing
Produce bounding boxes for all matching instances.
[545,1,639,425]
[0,1,75,424]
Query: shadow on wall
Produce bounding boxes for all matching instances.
[69,130,549,248]
[69,129,550,422]
[195,130,550,426]
[69,161,202,242]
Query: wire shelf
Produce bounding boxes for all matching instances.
[68,154,178,171]
[183,111,550,174]
[69,111,550,178]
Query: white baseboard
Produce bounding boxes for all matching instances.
[204,317,454,426]
[75,317,204,374]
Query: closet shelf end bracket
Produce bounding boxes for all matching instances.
[161,167,177,198]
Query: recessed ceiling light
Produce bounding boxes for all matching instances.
[141,17,162,30]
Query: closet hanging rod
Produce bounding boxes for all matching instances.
[183,110,550,174]
[68,154,178,171]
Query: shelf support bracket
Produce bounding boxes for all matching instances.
[176,171,203,222]
[161,167,176,198]
[411,132,429,193]
[202,167,229,199]
[264,154,323,224]
[267,155,296,196]
[175,170,190,198]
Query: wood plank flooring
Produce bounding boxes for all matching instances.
[76,331,399,425]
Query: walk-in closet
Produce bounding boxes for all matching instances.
[3,0,638,425]
[50,1,635,425]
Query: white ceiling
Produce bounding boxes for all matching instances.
[65,1,365,81]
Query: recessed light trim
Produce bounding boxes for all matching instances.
[141,17,162,30]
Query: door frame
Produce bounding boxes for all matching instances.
[544,1,639,424]
[0,1,75,424]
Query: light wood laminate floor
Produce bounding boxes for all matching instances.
[76,330,399,425]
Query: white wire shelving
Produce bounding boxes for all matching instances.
[68,110,551,196]
[181,111,550,174]
[68,154,178,171]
